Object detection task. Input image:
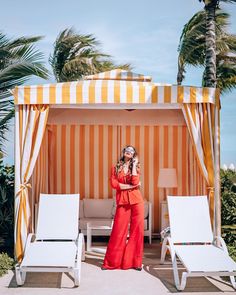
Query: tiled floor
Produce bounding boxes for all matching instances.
[0,239,235,294]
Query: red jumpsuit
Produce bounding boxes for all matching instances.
[102,165,144,270]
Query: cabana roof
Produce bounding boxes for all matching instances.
[13,69,220,106]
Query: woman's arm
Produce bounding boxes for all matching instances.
[119,182,140,190]
[110,166,121,190]
[110,165,140,190]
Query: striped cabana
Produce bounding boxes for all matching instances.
[13,69,221,262]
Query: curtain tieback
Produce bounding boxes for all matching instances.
[16,182,32,197]
[207,187,215,201]
[207,186,214,193]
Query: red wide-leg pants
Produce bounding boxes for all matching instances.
[102,202,144,269]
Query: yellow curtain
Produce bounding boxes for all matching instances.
[14,104,49,262]
[182,103,217,221]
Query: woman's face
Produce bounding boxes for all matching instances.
[123,147,135,161]
[124,150,134,160]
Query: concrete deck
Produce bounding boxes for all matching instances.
[0,240,235,295]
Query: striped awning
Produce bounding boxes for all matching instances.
[84,69,152,82]
[13,69,220,106]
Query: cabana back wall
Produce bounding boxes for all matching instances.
[32,121,206,233]
[13,69,221,262]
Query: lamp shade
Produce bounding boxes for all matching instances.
[158,168,177,188]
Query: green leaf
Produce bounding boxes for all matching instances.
[50,27,132,82]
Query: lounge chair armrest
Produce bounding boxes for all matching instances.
[163,237,178,264]
[160,226,171,239]
[214,236,229,253]
[166,237,174,250]
[75,232,85,264]
[76,233,84,253]
[78,232,84,242]
[162,237,175,255]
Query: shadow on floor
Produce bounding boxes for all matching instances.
[142,242,231,293]
[8,240,234,292]
[84,241,230,293]
[142,263,222,293]
[8,271,76,289]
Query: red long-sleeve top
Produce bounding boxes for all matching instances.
[110,165,144,205]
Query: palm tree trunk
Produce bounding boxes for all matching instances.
[177,58,184,85]
[203,2,217,87]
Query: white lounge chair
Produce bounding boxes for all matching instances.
[15,193,85,287]
[160,196,236,291]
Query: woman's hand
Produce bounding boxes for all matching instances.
[119,183,133,190]
[131,156,139,176]
[118,182,141,190]
[133,181,141,189]
[132,156,139,166]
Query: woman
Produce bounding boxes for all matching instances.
[101,145,144,270]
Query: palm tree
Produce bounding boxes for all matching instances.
[0,32,48,151]
[199,0,236,87]
[50,28,131,82]
[177,9,236,92]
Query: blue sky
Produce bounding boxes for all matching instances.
[2,0,236,166]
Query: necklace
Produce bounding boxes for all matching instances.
[123,162,129,174]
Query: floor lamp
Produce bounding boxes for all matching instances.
[158,168,177,200]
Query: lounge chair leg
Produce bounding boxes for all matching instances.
[74,233,83,286]
[15,266,26,286]
[22,271,26,283]
[171,254,188,291]
[179,272,188,291]
[230,275,236,289]
[167,238,187,291]
[172,254,181,290]
[81,234,86,261]
[78,233,85,261]
[74,269,80,287]
[160,237,168,264]
[160,247,167,264]
[87,224,92,252]
[149,233,152,244]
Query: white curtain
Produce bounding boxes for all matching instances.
[14,104,49,262]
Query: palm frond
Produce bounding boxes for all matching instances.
[217,61,236,93]
[0,31,48,151]
[177,8,236,92]
[50,27,132,82]
[0,109,14,150]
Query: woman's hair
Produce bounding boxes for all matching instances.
[115,145,140,175]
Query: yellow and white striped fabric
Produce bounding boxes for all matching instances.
[14,105,49,262]
[13,69,220,262]
[183,103,220,221]
[84,69,152,81]
[32,124,206,233]
[14,70,220,106]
